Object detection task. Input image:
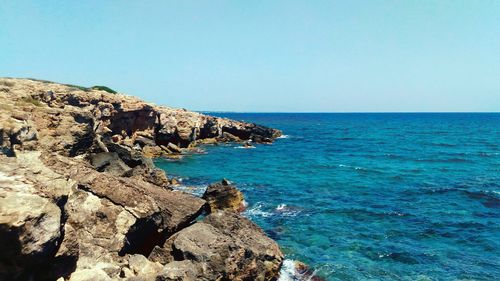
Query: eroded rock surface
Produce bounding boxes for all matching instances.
[203,179,246,213]
[0,170,62,281]
[153,211,284,281]
[0,78,283,280]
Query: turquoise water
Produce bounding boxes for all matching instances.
[156,113,500,280]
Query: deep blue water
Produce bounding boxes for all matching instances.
[156,113,500,281]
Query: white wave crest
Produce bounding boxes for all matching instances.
[338,164,365,170]
[275,203,301,217]
[234,146,256,149]
[276,203,287,211]
[278,259,297,281]
[243,202,273,218]
[278,259,320,281]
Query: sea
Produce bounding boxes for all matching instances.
[155,113,500,281]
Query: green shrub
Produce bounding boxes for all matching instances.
[27,78,54,84]
[91,85,117,94]
[26,78,117,94]
[65,84,90,91]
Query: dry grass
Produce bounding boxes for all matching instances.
[18,96,42,107]
[0,103,13,111]
[0,80,15,87]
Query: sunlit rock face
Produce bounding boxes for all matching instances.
[0,78,283,280]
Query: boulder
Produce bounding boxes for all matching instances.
[142,145,164,158]
[35,109,96,157]
[203,211,284,280]
[158,211,283,281]
[0,114,38,156]
[156,260,200,281]
[294,261,326,281]
[242,141,255,148]
[46,154,206,250]
[135,166,170,188]
[40,90,55,103]
[128,254,163,279]
[0,170,62,280]
[90,152,132,176]
[202,179,246,213]
[167,142,182,154]
[104,143,170,187]
[148,245,173,265]
[106,142,149,168]
[63,188,135,266]
[69,269,112,281]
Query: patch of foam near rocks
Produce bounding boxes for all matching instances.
[278,259,325,281]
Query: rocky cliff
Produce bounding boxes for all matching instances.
[0,78,283,281]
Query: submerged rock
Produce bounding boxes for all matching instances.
[242,141,255,148]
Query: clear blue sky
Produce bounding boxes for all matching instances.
[1,1,499,112]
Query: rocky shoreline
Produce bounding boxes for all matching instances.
[0,78,284,281]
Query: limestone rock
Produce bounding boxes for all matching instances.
[203,211,284,280]
[148,245,173,265]
[90,152,132,176]
[0,170,62,280]
[1,77,281,159]
[196,137,218,145]
[160,211,283,281]
[156,260,200,281]
[128,254,163,279]
[142,145,164,158]
[220,132,241,142]
[166,142,182,154]
[0,113,37,156]
[44,154,207,255]
[203,179,246,213]
[69,268,112,281]
[135,135,156,147]
[0,78,284,281]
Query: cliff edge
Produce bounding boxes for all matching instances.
[0,78,283,281]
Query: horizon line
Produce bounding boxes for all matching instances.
[198,111,500,114]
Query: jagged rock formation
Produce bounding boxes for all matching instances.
[0,78,283,281]
[150,211,283,280]
[202,179,247,213]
